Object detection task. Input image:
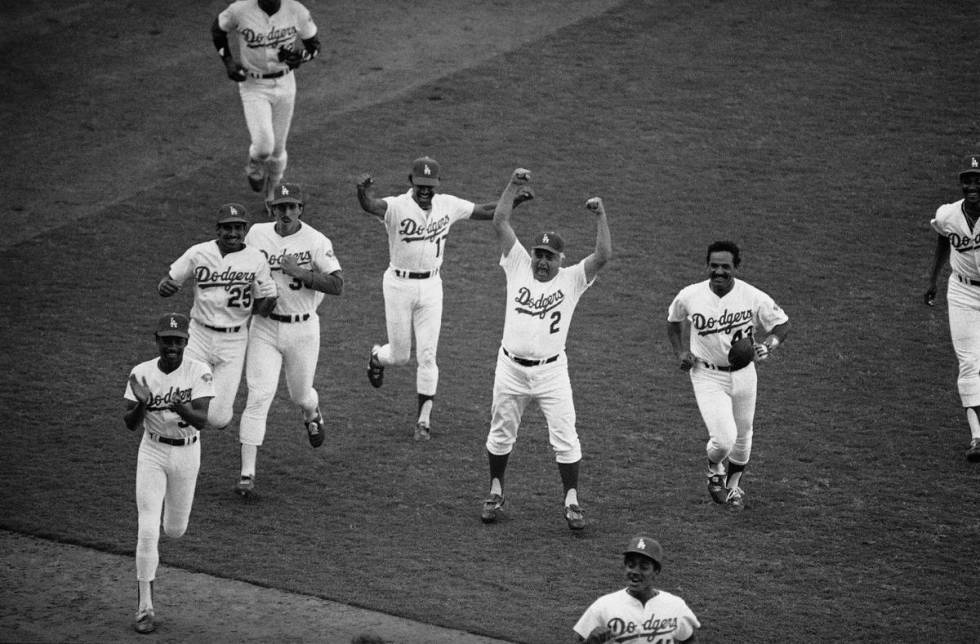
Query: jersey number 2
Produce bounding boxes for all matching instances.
[549,311,561,334]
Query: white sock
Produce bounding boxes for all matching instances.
[564,488,578,507]
[490,478,502,496]
[138,580,153,611]
[241,444,257,477]
[418,400,433,427]
[967,408,980,440]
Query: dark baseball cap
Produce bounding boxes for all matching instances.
[411,156,440,186]
[960,153,980,179]
[531,231,564,254]
[623,535,663,567]
[156,312,190,338]
[269,183,304,205]
[216,202,248,224]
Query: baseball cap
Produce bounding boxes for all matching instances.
[960,153,980,179]
[531,231,564,254]
[623,535,663,567]
[216,202,248,225]
[411,156,440,186]
[156,312,189,338]
[269,183,304,205]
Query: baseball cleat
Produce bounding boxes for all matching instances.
[481,494,504,523]
[413,422,431,442]
[707,473,728,504]
[133,608,156,634]
[306,408,324,448]
[564,504,586,530]
[236,475,255,497]
[725,486,746,510]
[367,345,384,388]
[967,438,980,462]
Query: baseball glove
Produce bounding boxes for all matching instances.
[277,42,310,70]
[727,336,755,369]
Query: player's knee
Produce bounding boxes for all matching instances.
[708,436,735,455]
[208,410,234,432]
[390,348,412,365]
[554,443,582,464]
[163,521,188,539]
[486,436,515,455]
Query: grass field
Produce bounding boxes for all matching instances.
[1,1,978,642]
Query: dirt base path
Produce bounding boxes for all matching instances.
[0,529,508,643]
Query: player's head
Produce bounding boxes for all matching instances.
[706,240,739,295]
[154,312,189,366]
[215,203,248,254]
[530,231,564,282]
[268,183,305,235]
[622,535,662,595]
[960,153,980,206]
[409,156,440,209]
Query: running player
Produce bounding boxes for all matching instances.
[355,156,532,441]
[479,168,611,531]
[124,313,214,634]
[157,203,276,431]
[666,240,790,510]
[211,0,320,200]
[236,183,343,497]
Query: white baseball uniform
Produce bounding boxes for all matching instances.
[374,189,476,395]
[666,278,789,467]
[485,240,594,463]
[125,357,214,584]
[167,241,272,429]
[218,0,317,190]
[573,588,700,643]
[931,199,980,406]
[239,220,341,446]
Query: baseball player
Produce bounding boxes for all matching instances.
[666,240,790,510]
[479,168,611,531]
[211,0,320,201]
[157,203,276,431]
[572,535,700,644]
[124,313,214,634]
[355,156,533,441]
[924,152,980,462]
[236,183,343,496]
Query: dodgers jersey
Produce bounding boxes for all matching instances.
[124,358,214,441]
[931,199,980,280]
[245,221,341,315]
[218,0,317,75]
[667,278,788,366]
[168,241,272,328]
[499,241,593,359]
[382,191,475,271]
[573,588,700,643]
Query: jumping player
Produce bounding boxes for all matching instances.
[666,241,790,510]
[124,313,214,634]
[236,183,343,497]
[157,203,276,431]
[479,168,611,531]
[355,157,532,441]
[572,535,700,643]
[924,152,980,462]
[211,0,320,201]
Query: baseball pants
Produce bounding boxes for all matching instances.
[239,73,296,184]
[946,278,980,407]
[135,436,200,582]
[690,363,757,466]
[185,319,247,430]
[377,269,442,396]
[239,314,320,446]
[486,350,581,463]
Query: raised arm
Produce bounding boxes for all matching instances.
[493,169,531,257]
[355,173,388,219]
[582,197,612,283]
